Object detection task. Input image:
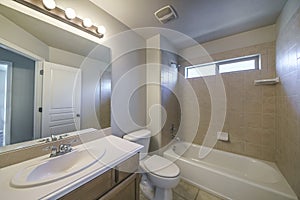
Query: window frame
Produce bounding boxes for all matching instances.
[185,54,261,79]
[185,63,217,78]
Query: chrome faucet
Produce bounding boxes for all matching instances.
[175,136,181,142]
[49,144,72,157]
[51,134,58,141]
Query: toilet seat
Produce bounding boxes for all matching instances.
[144,155,180,178]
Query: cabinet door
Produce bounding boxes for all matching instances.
[114,154,139,184]
[59,169,112,200]
[99,173,140,200]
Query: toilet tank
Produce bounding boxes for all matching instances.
[123,129,151,160]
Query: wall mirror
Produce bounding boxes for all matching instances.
[0,3,111,152]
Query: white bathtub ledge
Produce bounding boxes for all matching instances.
[164,142,298,200]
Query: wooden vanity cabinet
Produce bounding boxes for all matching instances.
[59,169,113,200]
[59,154,140,200]
[99,173,140,200]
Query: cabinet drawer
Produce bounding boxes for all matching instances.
[114,154,139,184]
[59,169,113,200]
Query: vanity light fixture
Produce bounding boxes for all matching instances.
[97,25,106,34]
[65,8,76,20]
[42,0,56,10]
[13,0,104,39]
[83,18,92,28]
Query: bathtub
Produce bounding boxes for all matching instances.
[163,142,298,200]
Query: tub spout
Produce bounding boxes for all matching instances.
[175,137,180,142]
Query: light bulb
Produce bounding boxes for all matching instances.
[65,8,76,20]
[97,26,106,34]
[82,18,92,28]
[42,0,56,10]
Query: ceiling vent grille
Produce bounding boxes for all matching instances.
[154,5,178,24]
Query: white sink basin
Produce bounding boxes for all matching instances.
[10,145,106,188]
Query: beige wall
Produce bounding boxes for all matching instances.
[275,1,300,198]
[180,41,276,161]
[48,47,85,68]
[0,14,49,60]
[180,25,276,62]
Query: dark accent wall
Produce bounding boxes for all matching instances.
[0,47,35,144]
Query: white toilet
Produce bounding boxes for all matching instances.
[123,129,180,200]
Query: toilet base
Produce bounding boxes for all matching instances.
[140,175,154,199]
[153,187,173,200]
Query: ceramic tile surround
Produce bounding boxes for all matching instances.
[275,8,300,198]
[0,129,109,168]
[161,50,181,147]
[181,41,276,162]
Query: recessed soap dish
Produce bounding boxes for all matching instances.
[254,77,280,86]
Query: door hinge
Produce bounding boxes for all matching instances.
[38,107,42,113]
[40,69,44,75]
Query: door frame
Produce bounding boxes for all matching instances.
[0,61,12,145]
[33,61,43,139]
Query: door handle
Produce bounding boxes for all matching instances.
[76,114,80,117]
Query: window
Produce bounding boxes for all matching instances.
[186,64,216,78]
[185,55,260,78]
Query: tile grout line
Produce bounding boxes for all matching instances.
[173,189,187,200]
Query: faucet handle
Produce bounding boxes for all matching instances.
[42,145,58,156]
[59,144,72,153]
[49,146,58,157]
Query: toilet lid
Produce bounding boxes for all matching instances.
[144,155,180,178]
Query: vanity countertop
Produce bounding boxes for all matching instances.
[0,135,143,200]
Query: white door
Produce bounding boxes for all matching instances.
[42,62,81,138]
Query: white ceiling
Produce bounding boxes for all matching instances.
[0,0,287,54]
[90,0,287,49]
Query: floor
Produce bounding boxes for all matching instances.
[140,179,223,200]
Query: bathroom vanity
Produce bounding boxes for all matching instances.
[60,154,140,200]
[0,135,143,200]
